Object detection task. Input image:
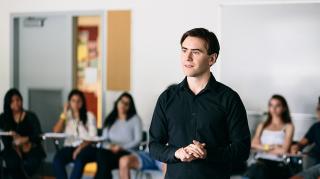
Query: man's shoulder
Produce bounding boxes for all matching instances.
[311,121,320,130]
[215,81,240,99]
[159,84,180,99]
[155,84,181,109]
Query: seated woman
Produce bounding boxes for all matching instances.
[94,92,142,179]
[53,89,97,179]
[0,88,46,179]
[243,94,294,179]
[290,97,320,179]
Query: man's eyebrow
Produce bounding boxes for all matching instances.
[181,46,204,52]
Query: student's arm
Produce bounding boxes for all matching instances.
[270,123,294,155]
[72,140,92,159]
[291,125,314,154]
[53,104,69,133]
[149,93,180,164]
[122,116,142,149]
[13,112,42,147]
[53,113,66,133]
[251,123,266,151]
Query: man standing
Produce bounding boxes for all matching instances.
[149,28,251,179]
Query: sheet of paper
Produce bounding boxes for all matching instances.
[81,136,108,142]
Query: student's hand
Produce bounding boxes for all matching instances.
[73,146,82,160]
[184,140,207,159]
[13,135,22,146]
[63,103,69,116]
[110,144,122,153]
[290,144,300,154]
[174,147,196,162]
[9,130,17,137]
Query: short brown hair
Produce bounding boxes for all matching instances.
[180,28,220,56]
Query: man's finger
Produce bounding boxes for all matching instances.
[189,144,205,156]
[185,147,201,158]
[193,140,206,148]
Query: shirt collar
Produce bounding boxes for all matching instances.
[179,73,218,92]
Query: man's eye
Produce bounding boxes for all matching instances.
[182,49,187,53]
[192,51,200,55]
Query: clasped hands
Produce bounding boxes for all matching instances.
[175,140,207,162]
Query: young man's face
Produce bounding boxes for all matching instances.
[180,36,216,77]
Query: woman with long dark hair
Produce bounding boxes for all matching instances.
[53,89,97,179]
[0,88,46,179]
[94,92,142,179]
[244,94,295,179]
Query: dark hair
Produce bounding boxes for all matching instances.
[3,88,23,129]
[180,28,220,56]
[103,92,137,128]
[263,94,292,129]
[68,89,88,125]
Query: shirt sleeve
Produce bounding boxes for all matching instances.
[149,93,180,164]
[305,123,316,143]
[122,115,143,149]
[205,93,251,163]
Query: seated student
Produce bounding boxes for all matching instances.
[290,97,320,179]
[0,88,46,179]
[119,150,166,179]
[94,92,142,179]
[243,94,294,179]
[53,89,97,179]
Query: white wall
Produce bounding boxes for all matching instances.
[1,0,320,131]
[221,3,320,115]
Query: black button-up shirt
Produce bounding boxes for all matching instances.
[149,73,251,179]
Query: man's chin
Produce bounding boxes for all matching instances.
[183,70,196,77]
[184,72,198,77]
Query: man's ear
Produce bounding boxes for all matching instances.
[209,53,218,67]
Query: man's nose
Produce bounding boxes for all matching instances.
[185,51,192,61]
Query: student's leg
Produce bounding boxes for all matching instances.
[119,154,140,179]
[70,146,97,179]
[243,160,269,179]
[94,149,130,179]
[2,148,28,179]
[53,147,75,179]
[23,150,43,177]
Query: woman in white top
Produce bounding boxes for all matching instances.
[53,89,97,179]
[244,94,294,179]
[94,92,142,179]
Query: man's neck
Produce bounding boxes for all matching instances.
[187,71,211,95]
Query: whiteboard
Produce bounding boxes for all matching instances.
[220,4,320,115]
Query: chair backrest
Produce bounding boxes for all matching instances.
[139,131,148,151]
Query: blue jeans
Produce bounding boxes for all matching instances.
[53,146,97,179]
